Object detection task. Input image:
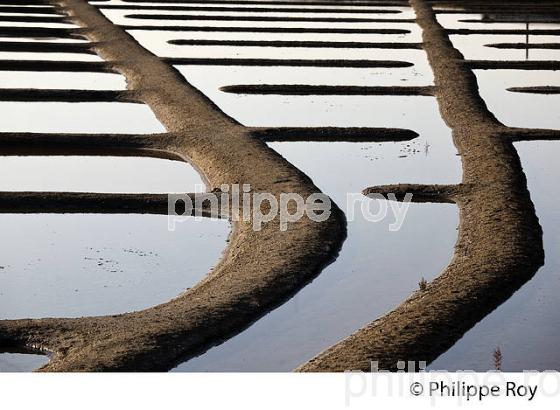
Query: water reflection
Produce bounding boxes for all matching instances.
[0,102,165,134]
[0,71,126,90]
[0,351,49,372]
[0,156,203,193]
[0,214,229,319]
[474,70,560,129]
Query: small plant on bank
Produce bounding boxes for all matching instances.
[418,277,428,292]
[493,347,503,371]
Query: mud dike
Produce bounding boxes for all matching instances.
[0,0,558,371]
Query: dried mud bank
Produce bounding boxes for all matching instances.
[298,0,550,372]
[0,27,77,38]
[167,39,423,48]
[0,89,136,103]
[220,84,436,96]
[0,6,61,13]
[0,0,348,371]
[164,57,414,67]
[487,43,560,50]
[507,86,560,94]
[120,25,411,34]
[467,60,560,70]
[0,41,95,53]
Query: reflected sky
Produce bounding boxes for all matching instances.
[172,92,443,128]
[0,51,102,61]
[0,156,204,193]
[475,70,560,129]
[0,71,127,90]
[451,34,560,61]
[0,102,166,134]
[0,214,230,319]
[0,352,49,372]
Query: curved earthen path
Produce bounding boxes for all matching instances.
[298,0,549,371]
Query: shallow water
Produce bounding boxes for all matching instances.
[0,71,127,90]
[0,21,75,29]
[0,352,49,372]
[451,34,560,61]
[177,64,431,92]
[474,70,560,129]
[170,92,441,129]
[0,156,204,193]
[4,37,88,43]
[437,13,560,31]
[130,31,427,67]
[103,8,418,29]
[0,214,229,319]
[430,140,560,371]
[132,29,426,62]
[126,27,418,44]
[0,51,103,61]
[0,102,165,134]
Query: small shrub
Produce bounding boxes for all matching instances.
[493,347,503,371]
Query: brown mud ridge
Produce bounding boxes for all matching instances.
[508,86,560,94]
[164,57,414,67]
[168,39,423,49]
[448,28,560,35]
[487,43,560,50]
[0,6,61,13]
[0,15,68,23]
[0,26,77,38]
[0,58,413,71]
[0,89,137,103]
[119,25,412,34]
[0,0,557,372]
[298,0,558,372]
[460,18,560,23]
[0,41,96,53]
[220,84,436,96]
[468,60,560,70]
[0,58,412,72]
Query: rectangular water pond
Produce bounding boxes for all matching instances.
[0,102,165,134]
[0,156,204,193]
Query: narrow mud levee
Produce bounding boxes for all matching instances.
[0,0,347,371]
[298,0,545,372]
